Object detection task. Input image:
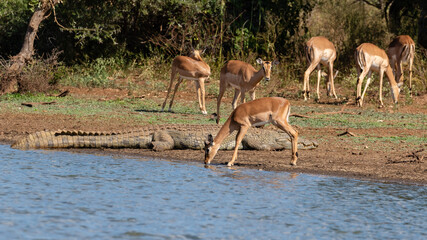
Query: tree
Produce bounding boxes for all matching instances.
[1,0,62,94]
[358,0,425,47]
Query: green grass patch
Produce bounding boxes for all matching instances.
[289,105,426,130]
[0,93,218,125]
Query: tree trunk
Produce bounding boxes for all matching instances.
[1,0,60,94]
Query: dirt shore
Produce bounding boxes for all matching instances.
[0,88,425,185]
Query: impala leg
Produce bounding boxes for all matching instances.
[216,81,227,124]
[228,125,249,167]
[316,66,321,99]
[194,80,201,109]
[389,58,397,79]
[356,68,369,107]
[329,61,337,98]
[274,120,299,166]
[240,90,246,104]
[231,89,241,110]
[199,78,207,115]
[194,79,207,115]
[249,90,256,101]
[378,70,384,107]
[303,62,318,100]
[397,61,404,84]
[409,55,413,96]
[168,77,183,111]
[162,68,177,111]
[360,71,372,107]
[206,122,239,164]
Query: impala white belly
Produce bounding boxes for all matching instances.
[371,59,382,71]
[371,63,380,71]
[370,55,388,72]
[321,49,334,62]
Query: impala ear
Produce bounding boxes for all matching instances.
[256,58,263,65]
[273,60,280,65]
[205,134,214,146]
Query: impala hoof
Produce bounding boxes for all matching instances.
[202,110,208,115]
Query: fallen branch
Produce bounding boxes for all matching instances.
[337,129,357,137]
[21,101,56,107]
[56,90,69,97]
[406,149,425,163]
[289,113,311,118]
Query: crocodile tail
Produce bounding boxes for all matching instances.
[11,131,62,150]
[11,133,32,149]
[11,130,153,150]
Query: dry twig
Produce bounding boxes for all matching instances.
[337,129,357,137]
[21,101,56,107]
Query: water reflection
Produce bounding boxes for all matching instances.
[0,145,425,240]
[205,164,300,188]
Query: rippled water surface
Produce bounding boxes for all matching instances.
[0,145,426,239]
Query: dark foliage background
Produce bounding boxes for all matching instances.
[0,0,425,95]
[1,0,424,64]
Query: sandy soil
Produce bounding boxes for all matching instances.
[0,87,425,185]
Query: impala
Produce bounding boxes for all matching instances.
[355,43,401,107]
[387,35,415,95]
[303,36,338,101]
[205,97,299,166]
[216,58,279,124]
[161,49,211,115]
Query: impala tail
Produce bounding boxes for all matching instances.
[355,49,366,71]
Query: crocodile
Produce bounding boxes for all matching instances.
[11,124,318,151]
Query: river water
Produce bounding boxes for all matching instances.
[0,145,426,239]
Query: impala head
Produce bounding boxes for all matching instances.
[387,66,401,104]
[391,84,401,104]
[204,134,216,164]
[188,48,206,61]
[256,58,279,81]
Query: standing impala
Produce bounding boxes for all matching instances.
[205,97,298,166]
[161,49,211,115]
[303,36,338,101]
[355,43,401,107]
[387,35,415,95]
[216,58,279,124]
